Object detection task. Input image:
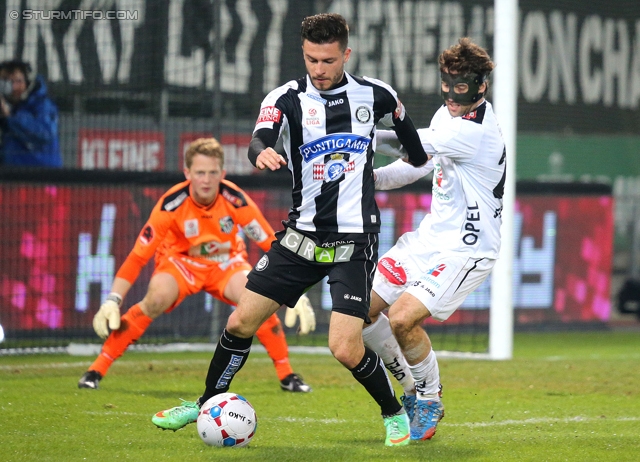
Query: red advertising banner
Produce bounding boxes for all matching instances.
[0,185,150,330]
[78,129,165,171]
[0,183,614,332]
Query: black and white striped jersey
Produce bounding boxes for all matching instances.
[251,71,426,234]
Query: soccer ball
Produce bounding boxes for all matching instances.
[196,393,257,447]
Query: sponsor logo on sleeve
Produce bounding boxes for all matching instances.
[243,219,269,242]
[222,189,245,208]
[393,100,405,120]
[164,192,188,211]
[139,224,154,245]
[256,106,282,124]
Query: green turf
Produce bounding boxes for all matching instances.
[1,331,639,461]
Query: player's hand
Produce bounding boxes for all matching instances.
[285,294,316,335]
[93,293,122,339]
[256,147,287,171]
[0,96,10,117]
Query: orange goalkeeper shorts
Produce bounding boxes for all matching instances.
[154,253,252,312]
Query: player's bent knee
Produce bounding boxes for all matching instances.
[330,347,359,369]
[328,340,362,368]
[388,309,421,339]
[226,311,260,338]
[140,298,172,319]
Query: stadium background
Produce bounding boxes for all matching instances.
[0,0,639,352]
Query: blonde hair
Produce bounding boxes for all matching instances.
[184,138,224,168]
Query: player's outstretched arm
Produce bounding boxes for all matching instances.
[374,158,434,191]
[93,277,132,339]
[376,130,407,159]
[390,112,428,167]
[248,131,286,171]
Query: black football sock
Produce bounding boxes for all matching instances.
[199,329,253,405]
[350,346,402,417]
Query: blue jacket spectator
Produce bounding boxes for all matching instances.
[0,61,61,167]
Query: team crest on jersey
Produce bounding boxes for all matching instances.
[255,254,269,271]
[355,105,371,123]
[432,163,450,201]
[313,160,355,181]
[184,219,199,238]
[219,216,234,233]
[435,163,444,187]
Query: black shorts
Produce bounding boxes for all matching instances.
[246,226,378,322]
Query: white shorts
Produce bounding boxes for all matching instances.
[372,229,495,322]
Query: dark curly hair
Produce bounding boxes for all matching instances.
[439,38,494,78]
[300,13,349,51]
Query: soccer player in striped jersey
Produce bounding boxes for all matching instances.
[153,13,428,447]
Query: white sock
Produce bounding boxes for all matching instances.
[408,350,441,400]
[363,313,415,395]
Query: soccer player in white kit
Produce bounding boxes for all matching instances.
[363,38,506,441]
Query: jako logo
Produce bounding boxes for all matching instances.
[427,263,446,277]
[343,293,362,301]
[228,412,246,421]
[328,98,344,107]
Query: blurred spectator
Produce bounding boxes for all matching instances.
[0,60,61,167]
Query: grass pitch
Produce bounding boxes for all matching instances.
[1,331,639,461]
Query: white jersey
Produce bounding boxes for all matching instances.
[419,100,505,258]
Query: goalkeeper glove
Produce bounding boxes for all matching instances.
[285,293,316,335]
[93,293,123,339]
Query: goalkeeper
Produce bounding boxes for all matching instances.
[78,137,314,393]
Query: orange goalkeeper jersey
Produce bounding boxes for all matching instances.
[116,179,275,284]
